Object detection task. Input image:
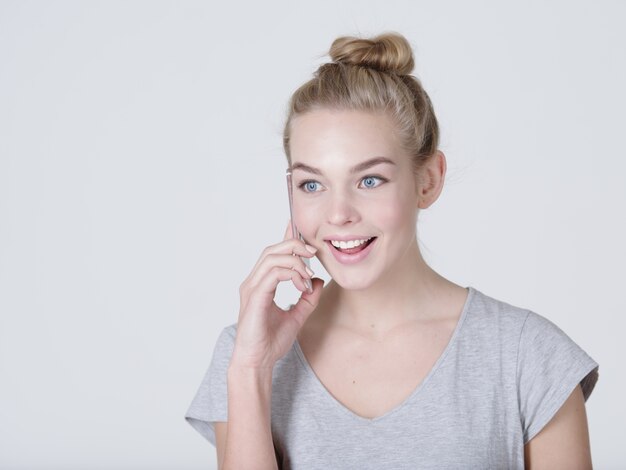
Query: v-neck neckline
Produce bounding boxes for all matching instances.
[293,286,477,424]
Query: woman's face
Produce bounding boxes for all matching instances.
[289,108,421,290]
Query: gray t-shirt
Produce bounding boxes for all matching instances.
[184,286,599,469]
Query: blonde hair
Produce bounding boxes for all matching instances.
[282,31,439,176]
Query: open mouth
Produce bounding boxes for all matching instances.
[328,237,377,255]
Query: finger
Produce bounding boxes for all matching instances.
[247,237,317,282]
[243,221,316,289]
[289,277,325,326]
[247,253,313,289]
[248,265,310,303]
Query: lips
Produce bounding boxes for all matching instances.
[325,237,377,265]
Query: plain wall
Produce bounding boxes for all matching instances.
[0,0,624,468]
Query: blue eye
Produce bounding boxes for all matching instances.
[360,176,384,188]
[299,181,322,193]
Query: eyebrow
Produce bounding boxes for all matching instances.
[290,156,396,176]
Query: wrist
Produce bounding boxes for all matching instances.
[229,352,276,372]
[228,360,275,376]
[227,362,274,395]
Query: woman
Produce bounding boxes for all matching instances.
[185,32,599,469]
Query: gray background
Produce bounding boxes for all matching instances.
[1,1,624,468]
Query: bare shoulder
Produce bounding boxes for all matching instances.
[524,384,592,470]
[214,421,228,469]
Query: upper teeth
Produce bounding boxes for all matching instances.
[330,237,373,249]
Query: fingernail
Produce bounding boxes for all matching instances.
[305,244,317,254]
[305,266,314,277]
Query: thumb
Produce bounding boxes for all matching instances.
[289,277,325,326]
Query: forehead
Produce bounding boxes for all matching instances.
[289,108,405,167]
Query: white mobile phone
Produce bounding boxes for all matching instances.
[286,168,313,294]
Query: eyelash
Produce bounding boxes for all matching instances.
[297,175,388,193]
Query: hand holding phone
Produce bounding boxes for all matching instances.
[231,184,323,370]
[232,220,321,369]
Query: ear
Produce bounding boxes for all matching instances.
[416,150,446,209]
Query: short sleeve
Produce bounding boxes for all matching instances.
[517,310,599,444]
[184,324,237,446]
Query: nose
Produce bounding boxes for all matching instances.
[325,189,361,226]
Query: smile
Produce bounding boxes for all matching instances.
[325,237,377,264]
[329,237,374,250]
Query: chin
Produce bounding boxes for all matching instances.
[327,270,378,291]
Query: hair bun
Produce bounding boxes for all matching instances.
[329,32,415,75]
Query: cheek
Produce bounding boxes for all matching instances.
[370,191,416,230]
[292,198,319,237]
